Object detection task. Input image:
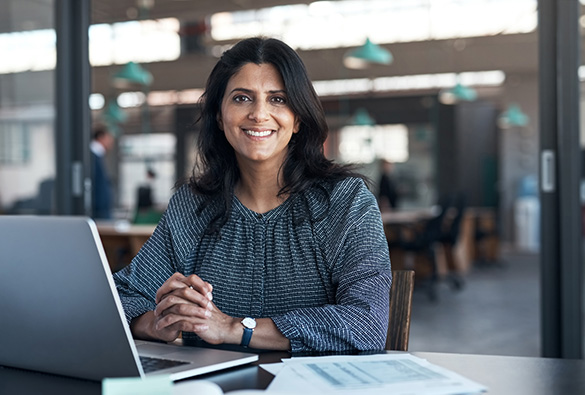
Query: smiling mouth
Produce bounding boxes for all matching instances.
[243,129,274,137]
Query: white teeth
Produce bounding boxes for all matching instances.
[244,129,273,137]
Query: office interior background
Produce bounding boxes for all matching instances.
[0,0,582,359]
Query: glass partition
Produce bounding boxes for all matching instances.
[570,2,585,358]
[0,0,56,215]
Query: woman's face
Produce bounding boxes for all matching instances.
[218,62,299,168]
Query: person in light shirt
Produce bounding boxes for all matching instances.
[114,37,392,353]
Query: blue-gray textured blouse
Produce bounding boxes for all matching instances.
[113,177,392,353]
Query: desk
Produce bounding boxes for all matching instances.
[2,351,584,394]
[96,221,156,271]
[382,207,497,276]
[382,208,436,276]
[381,208,436,226]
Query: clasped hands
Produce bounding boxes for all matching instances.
[150,272,239,344]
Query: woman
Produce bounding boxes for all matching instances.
[114,37,392,353]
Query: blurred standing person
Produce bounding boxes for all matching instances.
[378,159,399,211]
[133,168,163,224]
[90,126,115,219]
[136,168,156,212]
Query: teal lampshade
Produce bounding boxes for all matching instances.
[439,82,477,104]
[102,100,128,124]
[112,61,153,87]
[498,103,529,128]
[344,38,393,69]
[349,107,376,126]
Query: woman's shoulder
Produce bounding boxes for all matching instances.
[306,177,381,246]
[331,176,369,195]
[165,184,215,233]
[169,183,200,203]
[326,177,374,207]
[306,176,367,197]
[302,177,374,219]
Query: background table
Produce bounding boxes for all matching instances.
[382,207,500,277]
[382,208,437,277]
[96,221,155,271]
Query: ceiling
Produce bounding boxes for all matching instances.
[90,32,539,97]
[91,0,313,26]
[1,0,547,102]
[0,0,311,33]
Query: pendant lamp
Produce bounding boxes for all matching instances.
[439,82,477,105]
[112,61,153,88]
[344,38,393,69]
[102,99,128,124]
[101,99,127,136]
[349,107,376,126]
[498,104,529,128]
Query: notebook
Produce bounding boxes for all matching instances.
[0,215,258,381]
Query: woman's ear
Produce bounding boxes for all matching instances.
[217,113,223,131]
[293,118,300,134]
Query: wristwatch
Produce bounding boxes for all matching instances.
[240,317,256,347]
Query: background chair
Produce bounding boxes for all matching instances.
[438,192,467,290]
[473,209,502,267]
[396,202,448,301]
[386,269,415,351]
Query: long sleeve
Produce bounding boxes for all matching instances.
[113,211,178,324]
[113,186,215,324]
[271,183,392,352]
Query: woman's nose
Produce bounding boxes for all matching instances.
[248,101,269,122]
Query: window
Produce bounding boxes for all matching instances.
[0,122,30,165]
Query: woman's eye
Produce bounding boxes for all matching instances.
[233,95,251,102]
[271,96,286,104]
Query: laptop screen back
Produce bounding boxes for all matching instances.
[0,216,143,380]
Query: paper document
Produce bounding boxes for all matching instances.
[266,353,487,394]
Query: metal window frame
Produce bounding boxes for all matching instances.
[54,0,92,216]
[538,0,583,359]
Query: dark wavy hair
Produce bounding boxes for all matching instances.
[189,37,363,233]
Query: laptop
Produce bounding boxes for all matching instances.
[0,215,258,381]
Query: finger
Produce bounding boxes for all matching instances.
[159,304,211,321]
[155,273,188,304]
[150,320,182,342]
[157,285,213,312]
[155,313,209,333]
[155,295,212,318]
[179,285,214,306]
[185,275,213,301]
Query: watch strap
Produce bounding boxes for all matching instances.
[240,326,253,347]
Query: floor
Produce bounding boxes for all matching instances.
[407,247,541,357]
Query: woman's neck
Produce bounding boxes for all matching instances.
[235,163,287,214]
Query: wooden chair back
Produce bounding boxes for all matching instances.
[386,269,415,351]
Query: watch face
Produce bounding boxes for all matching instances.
[242,317,257,329]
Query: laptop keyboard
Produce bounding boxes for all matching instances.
[139,355,190,373]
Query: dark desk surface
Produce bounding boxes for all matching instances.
[2,351,584,395]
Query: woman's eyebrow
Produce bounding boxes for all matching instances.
[228,87,253,95]
[228,88,287,95]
